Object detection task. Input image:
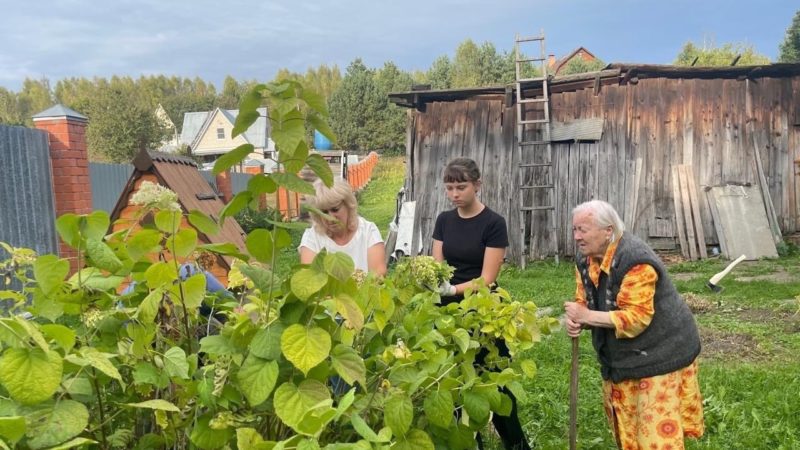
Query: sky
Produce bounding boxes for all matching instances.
[0,0,797,91]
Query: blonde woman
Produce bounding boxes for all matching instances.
[299,179,386,275]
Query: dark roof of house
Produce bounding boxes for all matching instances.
[389,63,800,108]
[111,150,247,267]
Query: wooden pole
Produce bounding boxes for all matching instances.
[569,336,579,450]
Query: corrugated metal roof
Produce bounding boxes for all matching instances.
[31,104,88,121]
[90,163,134,212]
[0,125,59,257]
[179,107,268,148]
[111,150,248,267]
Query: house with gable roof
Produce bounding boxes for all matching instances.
[547,46,601,75]
[180,107,275,172]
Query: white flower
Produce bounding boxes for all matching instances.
[130,181,181,212]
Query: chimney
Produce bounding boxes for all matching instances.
[547,54,556,69]
[215,170,233,203]
[32,105,92,272]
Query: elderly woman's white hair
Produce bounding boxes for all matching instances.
[572,200,626,243]
[308,178,359,235]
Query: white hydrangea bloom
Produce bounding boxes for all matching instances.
[130,181,181,212]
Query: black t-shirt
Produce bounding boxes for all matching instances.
[432,207,509,284]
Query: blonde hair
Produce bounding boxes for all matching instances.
[572,200,625,243]
[308,179,358,235]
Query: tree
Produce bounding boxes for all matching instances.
[85,82,169,162]
[425,55,453,89]
[14,78,54,125]
[328,59,386,151]
[674,41,770,66]
[779,9,800,62]
[373,61,414,153]
[558,57,607,75]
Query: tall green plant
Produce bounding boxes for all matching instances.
[0,79,553,449]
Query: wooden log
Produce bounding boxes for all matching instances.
[678,166,699,260]
[682,165,708,258]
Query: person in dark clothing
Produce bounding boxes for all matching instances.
[432,157,531,450]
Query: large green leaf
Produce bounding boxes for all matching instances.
[452,329,471,354]
[271,172,315,195]
[384,393,413,436]
[27,400,88,449]
[125,399,181,412]
[0,416,25,444]
[137,288,163,324]
[33,255,69,295]
[265,218,310,231]
[236,355,279,406]
[247,174,278,195]
[305,154,334,188]
[239,85,267,116]
[170,273,206,311]
[189,415,234,450]
[463,391,490,426]
[273,380,330,429]
[281,140,308,174]
[274,228,292,249]
[213,144,255,175]
[85,238,123,273]
[237,263,274,292]
[197,243,250,261]
[270,109,306,155]
[249,323,285,360]
[167,228,197,258]
[232,111,260,140]
[68,267,123,292]
[520,359,537,378]
[323,252,354,281]
[392,429,434,450]
[79,347,122,382]
[11,316,49,352]
[219,191,253,220]
[46,437,98,449]
[330,345,366,388]
[55,214,81,248]
[246,229,274,264]
[280,325,331,375]
[154,210,182,234]
[351,414,380,442]
[300,89,328,116]
[307,113,336,144]
[235,427,269,450]
[127,229,163,261]
[423,390,454,428]
[199,335,237,356]
[40,324,75,353]
[0,348,62,405]
[163,346,189,379]
[290,269,328,301]
[81,211,110,241]
[144,262,177,289]
[187,210,220,236]
[133,362,169,389]
[334,295,364,331]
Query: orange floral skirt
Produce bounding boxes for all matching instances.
[602,359,704,450]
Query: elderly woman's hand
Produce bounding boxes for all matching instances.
[564,301,589,337]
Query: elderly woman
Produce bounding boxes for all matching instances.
[299,179,386,275]
[564,200,704,450]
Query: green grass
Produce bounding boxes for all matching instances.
[356,156,406,237]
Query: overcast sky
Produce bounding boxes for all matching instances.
[0,0,796,91]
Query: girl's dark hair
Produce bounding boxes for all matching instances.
[443,157,481,183]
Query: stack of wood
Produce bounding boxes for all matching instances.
[671,164,707,260]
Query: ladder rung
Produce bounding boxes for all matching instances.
[519,163,552,168]
[517,36,544,43]
[520,185,554,190]
[519,141,549,146]
[517,77,547,83]
[519,98,548,104]
[516,57,545,63]
[520,119,550,125]
[521,206,556,211]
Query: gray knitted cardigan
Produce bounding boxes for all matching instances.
[576,233,701,382]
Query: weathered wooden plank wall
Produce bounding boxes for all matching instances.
[406,74,800,262]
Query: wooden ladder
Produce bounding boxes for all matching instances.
[515,31,558,266]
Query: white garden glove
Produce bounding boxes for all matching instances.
[437,281,457,296]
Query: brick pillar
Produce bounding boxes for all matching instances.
[32,105,92,272]
[216,170,233,203]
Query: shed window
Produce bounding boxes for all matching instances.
[216,128,225,139]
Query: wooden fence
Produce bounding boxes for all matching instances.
[347,152,379,191]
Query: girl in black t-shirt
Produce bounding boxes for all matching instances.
[431,158,531,450]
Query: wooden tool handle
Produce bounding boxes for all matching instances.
[569,336,579,450]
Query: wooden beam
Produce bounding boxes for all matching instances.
[682,165,707,258]
[672,166,690,259]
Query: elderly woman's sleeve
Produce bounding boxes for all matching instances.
[573,267,587,306]
[609,264,658,338]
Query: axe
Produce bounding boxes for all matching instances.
[706,254,746,293]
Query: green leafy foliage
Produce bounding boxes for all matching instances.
[0,78,552,449]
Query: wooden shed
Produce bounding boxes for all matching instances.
[110,150,248,286]
[390,63,800,264]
